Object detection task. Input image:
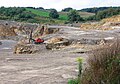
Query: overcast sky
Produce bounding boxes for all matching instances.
[0,0,120,11]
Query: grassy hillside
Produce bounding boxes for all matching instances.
[26,8,49,17]
[80,6,120,13]
[26,8,68,21]
[26,8,95,21]
[0,7,95,24]
[59,11,95,19]
[79,12,95,18]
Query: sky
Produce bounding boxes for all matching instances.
[0,0,120,11]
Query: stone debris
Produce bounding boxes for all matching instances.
[75,38,106,45]
[0,24,17,37]
[14,44,41,54]
[45,37,71,50]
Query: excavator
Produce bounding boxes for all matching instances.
[31,38,44,44]
[35,38,44,44]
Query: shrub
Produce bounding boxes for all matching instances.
[62,7,73,12]
[68,79,79,84]
[49,9,59,19]
[68,10,84,22]
[81,39,120,84]
[68,57,83,84]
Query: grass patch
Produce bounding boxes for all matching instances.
[26,8,68,21]
[68,40,120,84]
[26,8,49,17]
[68,79,79,84]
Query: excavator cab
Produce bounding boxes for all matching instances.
[34,38,44,44]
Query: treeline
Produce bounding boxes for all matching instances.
[0,7,38,22]
[0,6,120,23]
[87,8,120,21]
[80,6,120,13]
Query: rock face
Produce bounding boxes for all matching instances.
[0,24,17,37]
[14,44,41,54]
[45,37,71,50]
[33,26,59,38]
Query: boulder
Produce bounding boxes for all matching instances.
[45,37,71,50]
[14,44,41,54]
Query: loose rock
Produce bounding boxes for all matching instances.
[46,37,71,50]
[14,44,41,54]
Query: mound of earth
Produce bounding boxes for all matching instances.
[0,24,17,36]
[102,15,120,23]
[80,15,120,30]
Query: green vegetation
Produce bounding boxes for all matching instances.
[78,12,95,18]
[1,6,120,24]
[49,9,59,19]
[0,7,36,22]
[80,6,120,13]
[81,40,120,84]
[68,79,79,84]
[86,8,120,21]
[68,57,83,84]
[0,7,96,24]
[68,10,84,22]
[95,8,120,20]
[26,8,49,17]
[62,7,73,12]
[68,40,120,84]
[26,8,68,21]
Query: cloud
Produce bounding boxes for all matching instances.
[0,0,120,11]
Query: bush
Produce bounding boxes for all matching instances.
[49,9,59,19]
[68,79,79,84]
[62,7,73,12]
[81,39,120,84]
[95,8,120,20]
[68,10,84,22]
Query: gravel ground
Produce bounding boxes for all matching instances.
[0,46,87,84]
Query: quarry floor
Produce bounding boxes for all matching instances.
[0,26,120,84]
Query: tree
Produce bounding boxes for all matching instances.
[95,8,120,20]
[49,9,59,19]
[36,7,44,10]
[68,10,83,22]
[62,7,73,12]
